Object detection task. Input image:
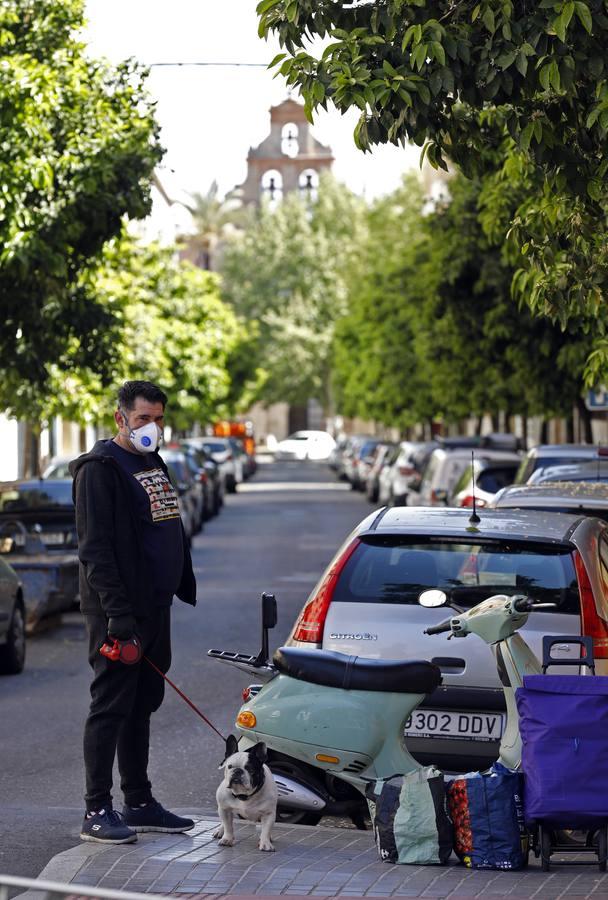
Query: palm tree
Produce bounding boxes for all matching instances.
[179,181,248,271]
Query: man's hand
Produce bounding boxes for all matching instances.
[107,614,136,641]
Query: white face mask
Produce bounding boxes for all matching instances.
[121,411,162,453]
[129,421,162,453]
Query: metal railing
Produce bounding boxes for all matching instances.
[0,875,170,900]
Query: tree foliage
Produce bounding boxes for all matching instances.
[2,236,244,431]
[258,0,608,371]
[0,0,162,388]
[220,175,366,407]
[332,172,594,431]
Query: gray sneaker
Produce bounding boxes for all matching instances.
[80,809,137,844]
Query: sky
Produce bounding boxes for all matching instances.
[84,0,420,213]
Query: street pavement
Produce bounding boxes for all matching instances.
[4,457,607,899]
[20,815,608,899]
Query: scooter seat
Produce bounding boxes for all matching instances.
[273,647,442,694]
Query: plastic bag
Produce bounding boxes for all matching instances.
[366,766,453,865]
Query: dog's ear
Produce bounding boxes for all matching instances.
[218,733,240,768]
[248,742,267,764]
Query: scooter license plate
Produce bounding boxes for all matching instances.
[404,709,505,741]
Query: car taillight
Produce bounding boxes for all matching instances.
[292,539,360,643]
[460,495,487,508]
[398,465,414,476]
[574,550,608,659]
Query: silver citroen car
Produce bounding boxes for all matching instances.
[286,506,608,772]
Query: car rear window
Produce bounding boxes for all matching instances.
[202,441,228,453]
[478,465,519,493]
[0,482,74,511]
[332,538,579,613]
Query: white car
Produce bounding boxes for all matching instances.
[275,431,336,461]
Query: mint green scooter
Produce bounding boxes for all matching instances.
[209,591,549,818]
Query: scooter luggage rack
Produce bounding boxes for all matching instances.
[207,648,276,678]
[529,636,608,872]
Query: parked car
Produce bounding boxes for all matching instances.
[527,460,608,484]
[490,481,608,523]
[0,555,25,674]
[275,430,336,462]
[381,441,437,507]
[365,442,397,503]
[0,479,79,628]
[450,457,521,508]
[180,440,224,516]
[408,446,522,507]
[515,444,608,484]
[286,506,608,770]
[342,437,382,490]
[229,437,252,480]
[0,479,78,551]
[328,436,349,473]
[158,449,200,542]
[41,456,72,479]
[376,444,402,505]
[171,442,212,523]
[335,434,375,482]
[187,437,243,494]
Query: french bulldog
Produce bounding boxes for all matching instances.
[213,734,278,852]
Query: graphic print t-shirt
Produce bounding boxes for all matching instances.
[106,440,184,606]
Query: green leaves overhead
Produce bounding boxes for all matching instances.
[0,0,162,392]
[257,0,608,336]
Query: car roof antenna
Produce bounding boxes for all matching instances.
[468,450,481,525]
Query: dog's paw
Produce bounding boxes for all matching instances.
[259,839,275,852]
[218,835,235,847]
[212,825,224,840]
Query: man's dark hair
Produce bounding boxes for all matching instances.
[117,380,168,412]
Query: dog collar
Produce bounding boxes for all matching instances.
[231,783,263,802]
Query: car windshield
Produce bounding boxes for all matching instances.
[332,537,579,613]
[0,482,74,512]
[44,461,72,478]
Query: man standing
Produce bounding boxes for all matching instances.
[70,380,197,844]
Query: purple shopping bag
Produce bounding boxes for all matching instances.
[516,675,608,827]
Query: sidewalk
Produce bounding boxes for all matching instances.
[20,815,608,900]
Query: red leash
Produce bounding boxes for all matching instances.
[100,637,226,742]
[143,654,226,742]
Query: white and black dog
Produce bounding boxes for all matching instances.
[213,735,278,852]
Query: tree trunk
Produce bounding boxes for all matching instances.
[575,396,593,443]
[566,411,575,443]
[23,424,40,478]
[540,419,549,444]
[491,412,500,432]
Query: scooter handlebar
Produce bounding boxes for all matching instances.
[424,616,454,636]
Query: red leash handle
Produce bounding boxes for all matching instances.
[143,655,226,742]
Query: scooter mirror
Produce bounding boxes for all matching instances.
[262,592,278,629]
[419,589,447,608]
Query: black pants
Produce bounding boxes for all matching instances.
[83,609,171,812]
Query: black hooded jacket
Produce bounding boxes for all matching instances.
[69,440,196,618]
